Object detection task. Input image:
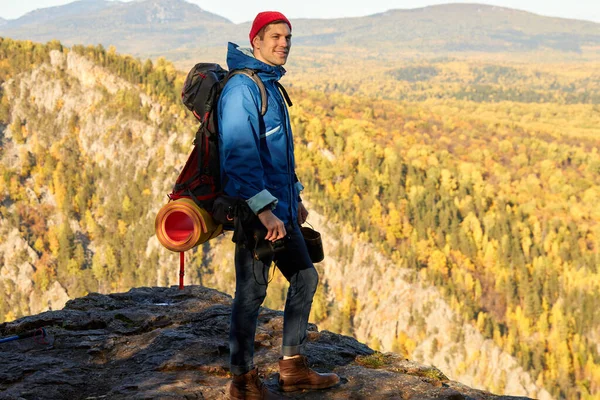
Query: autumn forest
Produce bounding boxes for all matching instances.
[0,36,599,399]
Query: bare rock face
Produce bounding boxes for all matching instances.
[0,286,532,400]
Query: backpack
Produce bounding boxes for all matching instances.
[168,63,267,210]
[168,63,292,232]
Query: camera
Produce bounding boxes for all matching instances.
[252,229,289,261]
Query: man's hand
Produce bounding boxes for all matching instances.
[258,209,286,241]
[298,202,308,225]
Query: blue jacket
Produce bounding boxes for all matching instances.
[218,42,303,225]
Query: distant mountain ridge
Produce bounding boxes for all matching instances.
[292,3,600,52]
[6,0,230,26]
[0,0,235,57]
[5,0,114,28]
[0,0,598,59]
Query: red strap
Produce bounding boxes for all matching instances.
[179,252,185,290]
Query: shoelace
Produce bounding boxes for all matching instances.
[301,356,309,369]
[253,373,266,393]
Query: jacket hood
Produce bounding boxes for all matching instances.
[226,42,286,81]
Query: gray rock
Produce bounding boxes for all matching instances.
[0,286,531,400]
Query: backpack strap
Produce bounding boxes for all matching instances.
[274,81,293,107]
[225,69,268,116]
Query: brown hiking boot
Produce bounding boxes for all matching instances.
[278,355,340,392]
[227,368,285,400]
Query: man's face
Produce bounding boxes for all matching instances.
[252,23,292,66]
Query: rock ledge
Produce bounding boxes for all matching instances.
[0,286,531,400]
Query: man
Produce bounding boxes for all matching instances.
[218,11,340,400]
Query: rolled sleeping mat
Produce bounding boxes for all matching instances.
[155,198,222,252]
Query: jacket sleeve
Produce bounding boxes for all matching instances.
[294,173,304,201]
[219,82,278,214]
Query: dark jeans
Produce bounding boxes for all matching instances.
[229,223,319,375]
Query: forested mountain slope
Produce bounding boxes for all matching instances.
[0,39,193,319]
[0,39,599,398]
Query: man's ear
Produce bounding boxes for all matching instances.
[252,35,261,50]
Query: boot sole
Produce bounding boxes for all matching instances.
[279,380,340,392]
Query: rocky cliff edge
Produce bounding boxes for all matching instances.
[0,286,533,400]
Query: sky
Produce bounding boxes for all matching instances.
[0,0,598,24]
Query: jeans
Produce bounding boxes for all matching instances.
[229,223,319,375]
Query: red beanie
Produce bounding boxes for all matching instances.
[249,11,292,45]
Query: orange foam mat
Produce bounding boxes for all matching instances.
[155,198,222,252]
